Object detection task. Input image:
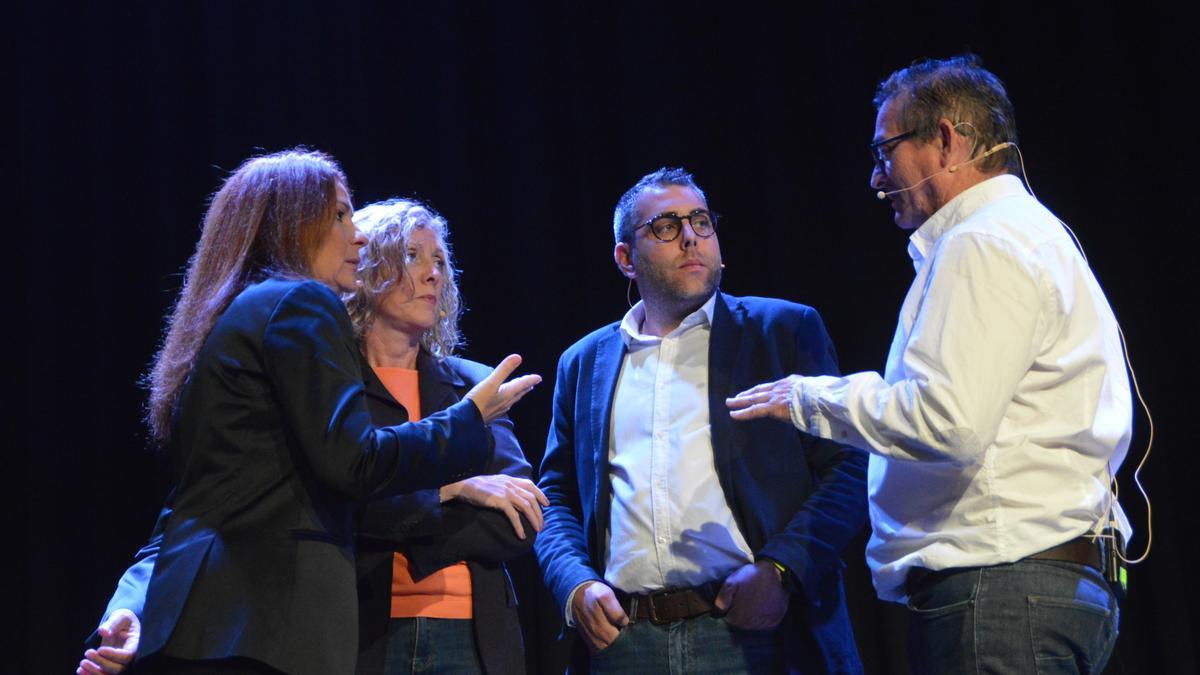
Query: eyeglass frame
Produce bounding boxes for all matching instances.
[869,129,919,169]
[634,209,720,243]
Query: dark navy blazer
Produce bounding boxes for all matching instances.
[535,292,869,674]
[355,351,533,675]
[133,278,491,675]
[96,351,530,675]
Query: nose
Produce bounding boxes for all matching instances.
[870,163,887,191]
[679,217,700,247]
[352,229,367,249]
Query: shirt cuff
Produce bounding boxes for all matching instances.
[564,580,595,627]
[788,377,831,437]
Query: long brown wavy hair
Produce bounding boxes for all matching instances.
[145,149,347,446]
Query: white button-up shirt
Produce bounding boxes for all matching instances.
[788,175,1132,601]
[604,294,755,593]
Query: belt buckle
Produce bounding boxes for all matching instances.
[646,588,675,625]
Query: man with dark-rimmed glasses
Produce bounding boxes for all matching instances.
[536,167,868,673]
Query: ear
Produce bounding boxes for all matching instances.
[614,241,636,279]
[936,118,959,166]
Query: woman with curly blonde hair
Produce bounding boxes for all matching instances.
[348,199,545,675]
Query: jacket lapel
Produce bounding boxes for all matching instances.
[590,325,625,562]
[361,351,463,424]
[708,293,748,512]
[417,351,464,417]
[362,359,410,423]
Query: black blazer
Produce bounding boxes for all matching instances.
[354,351,533,675]
[535,293,869,674]
[135,279,491,675]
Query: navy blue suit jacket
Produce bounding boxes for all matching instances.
[355,351,534,675]
[95,352,529,675]
[535,292,868,674]
[134,279,490,675]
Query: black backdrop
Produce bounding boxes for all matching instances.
[12,1,1197,673]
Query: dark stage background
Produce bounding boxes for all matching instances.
[12,1,1197,673]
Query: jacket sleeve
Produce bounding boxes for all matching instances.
[756,307,869,598]
[85,497,172,645]
[261,282,490,500]
[534,349,604,617]
[358,412,537,576]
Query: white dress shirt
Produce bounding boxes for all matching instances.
[788,175,1132,601]
[603,294,755,593]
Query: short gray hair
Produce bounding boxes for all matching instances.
[874,54,1019,174]
[612,167,708,245]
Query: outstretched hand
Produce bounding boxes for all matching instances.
[441,474,548,539]
[725,375,802,423]
[465,354,542,424]
[77,609,140,674]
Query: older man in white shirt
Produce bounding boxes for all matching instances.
[729,55,1130,675]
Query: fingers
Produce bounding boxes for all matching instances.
[82,648,129,674]
[501,502,527,540]
[498,373,543,402]
[509,493,541,535]
[527,480,549,507]
[510,478,545,531]
[730,380,776,400]
[453,475,545,536]
[728,403,774,421]
[467,357,542,423]
[713,578,736,612]
[596,586,630,627]
[96,646,136,665]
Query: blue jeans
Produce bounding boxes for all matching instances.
[383,617,484,675]
[906,560,1119,674]
[589,612,782,675]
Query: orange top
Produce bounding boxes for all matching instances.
[373,366,473,619]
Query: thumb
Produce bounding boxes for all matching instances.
[485,354,524,387]
[714,579,736,612]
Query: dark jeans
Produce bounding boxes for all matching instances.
[589,612,782,675]
[383,617,484,674]
[907,560,1119,674]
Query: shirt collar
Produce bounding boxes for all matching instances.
[907,174,1028,269]
[619,292,717,347]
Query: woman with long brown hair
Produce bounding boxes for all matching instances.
[79,149,539,675]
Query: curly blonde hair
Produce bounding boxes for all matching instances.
[345,198,463,359]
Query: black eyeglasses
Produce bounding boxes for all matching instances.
[635,209,719,242]
[869,129,918,169]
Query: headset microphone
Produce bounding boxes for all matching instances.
[948,142,1014,173]
[875,142,1015,200]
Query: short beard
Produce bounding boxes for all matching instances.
[633,257,721,317]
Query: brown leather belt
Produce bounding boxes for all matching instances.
[905,536,1103,596]
[615,582,723,625]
